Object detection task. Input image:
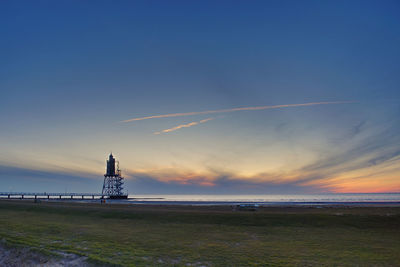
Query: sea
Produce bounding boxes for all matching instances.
[125,193,400,205]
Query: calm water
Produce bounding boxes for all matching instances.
[127,193,400,204]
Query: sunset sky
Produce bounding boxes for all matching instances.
[1,0,399,194]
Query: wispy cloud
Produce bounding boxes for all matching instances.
[290,120,400,192]
[128,118,400,193]
[154,118,214,135]
[121,101,355,123]
[126,169,320,194]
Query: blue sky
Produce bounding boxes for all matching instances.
[1,0,399,194]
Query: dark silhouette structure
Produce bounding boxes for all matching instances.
[102,153,128,199]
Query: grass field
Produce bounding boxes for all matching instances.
[0,200,399,266]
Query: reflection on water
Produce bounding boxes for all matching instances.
[127,193,400,203]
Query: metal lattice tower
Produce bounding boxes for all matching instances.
[102,153,127,198]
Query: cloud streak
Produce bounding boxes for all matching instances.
[154,118,214,135]
[121,101,355,123]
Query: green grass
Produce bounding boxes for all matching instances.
[0,200,399,266]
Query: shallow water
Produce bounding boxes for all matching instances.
[126,193,400,204]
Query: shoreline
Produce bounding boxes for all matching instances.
[1,198,400,207]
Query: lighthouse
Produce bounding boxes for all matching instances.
[101,153,128,199]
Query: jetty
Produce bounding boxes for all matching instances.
[0,192,104,200]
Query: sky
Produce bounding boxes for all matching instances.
[1,0,399,194]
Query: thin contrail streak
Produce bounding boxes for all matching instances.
[154,118,214,135]
[121,101,355,123]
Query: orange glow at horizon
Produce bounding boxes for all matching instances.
[127,163,400,193]
[3,140,399,194]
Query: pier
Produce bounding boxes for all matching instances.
[0,192,104,200]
